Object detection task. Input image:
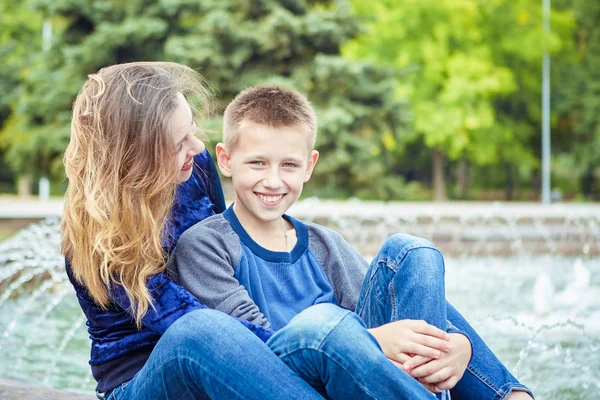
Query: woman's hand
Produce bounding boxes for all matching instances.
[403,332,472,393]
[367,319,451,366]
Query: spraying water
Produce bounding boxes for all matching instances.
[1,201,599,399]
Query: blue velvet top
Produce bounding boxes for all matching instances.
[64,150,274,393]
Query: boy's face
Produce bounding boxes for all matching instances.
[216,121,319,227]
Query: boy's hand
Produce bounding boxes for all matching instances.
[403,332,472,392]
[367,319,451,365]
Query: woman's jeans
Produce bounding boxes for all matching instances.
[104,308,324,400]
[108,234,533,400]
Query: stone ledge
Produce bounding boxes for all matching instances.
[0,379,93,400]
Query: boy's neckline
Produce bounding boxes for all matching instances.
[223,205,308,263]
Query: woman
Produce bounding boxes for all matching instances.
[61,62,324,399]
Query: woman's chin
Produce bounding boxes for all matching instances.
[177,168,194,183]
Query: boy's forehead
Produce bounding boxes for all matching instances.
[230,120,314,156]
[237,120,312,144]
[238,119,306,133]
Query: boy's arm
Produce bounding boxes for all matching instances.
[168,222,271,328]
[307,223,368,310]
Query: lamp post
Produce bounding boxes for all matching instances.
[541,0,551,203]
[39,18,52,202]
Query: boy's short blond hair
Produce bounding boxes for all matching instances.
[223,85,317,151]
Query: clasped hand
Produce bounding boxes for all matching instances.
[368,320,471,393]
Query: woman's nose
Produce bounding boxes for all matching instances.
[190,135,205,155]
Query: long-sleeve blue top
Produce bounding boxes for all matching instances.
[64,150,274,393]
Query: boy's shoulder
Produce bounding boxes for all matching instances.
[301,220,337,235]
[301,219,350,248]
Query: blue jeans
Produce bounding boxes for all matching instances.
[104,309,323,400]
[355,233,534,400]
[268,303,437,399]
[107,234,533,399]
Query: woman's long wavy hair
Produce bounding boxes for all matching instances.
[61,62,213,326]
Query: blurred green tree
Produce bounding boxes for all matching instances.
[344,0,573,200]
[553,0,600,199]
[0,0,416,200]
[0,0,44,193]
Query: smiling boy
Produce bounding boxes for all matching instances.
[170,86,368,331]
[168,85,534,400]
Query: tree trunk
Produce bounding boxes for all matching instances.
[456,159,469,199]
[17,174,32,197]
[432,149,448,201]
[504,163,514,201]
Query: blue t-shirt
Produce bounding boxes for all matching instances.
[224,207,338,331]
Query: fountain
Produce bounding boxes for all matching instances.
[1,200,599,399]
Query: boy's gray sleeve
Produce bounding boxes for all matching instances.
[168,222,270,328]
[307,223,368,311]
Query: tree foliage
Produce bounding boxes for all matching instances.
[0,0,414,199]
[344,0,574,199]
[1,0,599,200]
[0,0,45,178]
[551,0,600,198]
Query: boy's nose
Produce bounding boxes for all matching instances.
[263,170,282,189]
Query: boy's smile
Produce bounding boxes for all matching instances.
[255,192,285,205]
[216,121,318,235]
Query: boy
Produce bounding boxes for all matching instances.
[168,85,533,400]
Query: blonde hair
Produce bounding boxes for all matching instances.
[61,62,213,326]
[223,85,317,151]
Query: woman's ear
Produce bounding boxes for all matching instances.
[304,150,319,182]
[215,143,232,177]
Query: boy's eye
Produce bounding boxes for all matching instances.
[283,162,298,168]
[250,161,265,166]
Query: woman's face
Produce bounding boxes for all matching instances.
[171,92,206,182]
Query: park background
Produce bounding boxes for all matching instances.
[1,0,599,206]
[1,1,600,399]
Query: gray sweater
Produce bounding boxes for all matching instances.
[168,210,368,329]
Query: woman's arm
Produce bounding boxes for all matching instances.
[202,150,226,213]
[108,271,274,341]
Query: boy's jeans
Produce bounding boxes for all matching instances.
[269,234,533,400]
[268,303,438,399]
[354,233,534,400]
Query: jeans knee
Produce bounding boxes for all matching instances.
[290,304,349,332]
[267,304,370,357]
[273,304,357,350]
[386,233,436,253]
[166,309,238,348]
[376,234,444,282]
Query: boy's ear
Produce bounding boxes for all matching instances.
[304,150,319,182]
[215,143,232,177]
